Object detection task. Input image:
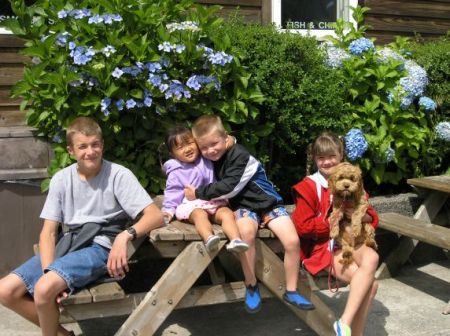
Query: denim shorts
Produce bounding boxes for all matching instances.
[234,206,289,227]
[12,243,109,296]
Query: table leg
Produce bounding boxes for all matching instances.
[376,192,448,279]
[114,241,226,336]
[254,239,336,336]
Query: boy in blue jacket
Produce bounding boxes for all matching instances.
[185,115,314,313]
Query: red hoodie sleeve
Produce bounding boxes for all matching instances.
[367,196,379,229]
[291,179,331,240]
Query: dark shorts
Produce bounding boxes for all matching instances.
[234,206,289,227]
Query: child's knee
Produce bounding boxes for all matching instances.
[283,236,300,253]
[34,274,64,306]
[0,276,25,306]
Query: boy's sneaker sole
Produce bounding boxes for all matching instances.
[226,241,249,253]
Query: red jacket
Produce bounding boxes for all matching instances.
[291,174,379,275]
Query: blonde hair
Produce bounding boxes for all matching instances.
[66,117,102,146]
[192,115,227,138]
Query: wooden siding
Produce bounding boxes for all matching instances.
[362,0,450,43]
[196,0,265,23]
[0,35,25,127]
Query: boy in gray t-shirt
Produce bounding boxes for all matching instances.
[0,117,164,336]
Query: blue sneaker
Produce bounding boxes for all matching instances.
[283,290,315,310]
[245,283,261,313]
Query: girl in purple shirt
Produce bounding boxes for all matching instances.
[161,126,248,253]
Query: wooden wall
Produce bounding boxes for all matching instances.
[361,0,450,44]
[0,34,25,127]
[196,0,271,24]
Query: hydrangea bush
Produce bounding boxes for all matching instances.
[325,6,444,184]
[3,0,263,192]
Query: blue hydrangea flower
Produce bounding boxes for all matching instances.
[88,14,103,24]
[116,99,125,111]
[376,47,405,64]
[385,146,395,163]
[55,32,70,47]
[345,128,368,161]
[323,43,350,68]
[400,95,413,110]
[348,38,374,56]
[57,10,68,19]
[435,122,450,141]
[175,44,186,54]
[112,67,124,78]
[122,66,141,77]
[68,41,76,50]
[148,74,163,86]
[400,60,428,98]
[165,80,186,100]
[126,99,137,109]
[186,75,202,91]
[145,62,162,73]
[101,97,111,112]
[158,42,175,52]
[418,97,436,111]
[166,21,200,32]
[101,45,116,57]
[70,46,95,65]
[70,9,91,19]
[52,134,62,143]
[207,51,233,66]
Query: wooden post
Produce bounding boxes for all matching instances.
[254,239,336,336]
[376,191,448,279]
[114,241,225,336]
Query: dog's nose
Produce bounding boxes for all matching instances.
[344,183,350,188]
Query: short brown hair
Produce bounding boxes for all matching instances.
[311,131,344,158]
[66,117,102,146]
[192,115,227,138]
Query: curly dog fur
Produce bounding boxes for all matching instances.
[328,162,377,266]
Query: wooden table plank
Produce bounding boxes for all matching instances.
[407,175,450,194]
[149,223,184,241]
[169,220,202,240]
[89,282,125,303]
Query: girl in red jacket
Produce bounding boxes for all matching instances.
[291,132,379,336]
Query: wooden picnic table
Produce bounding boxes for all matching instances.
[112,219,336,335]
[375,175,450,314]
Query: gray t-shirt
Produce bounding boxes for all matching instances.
[40,160,153,248]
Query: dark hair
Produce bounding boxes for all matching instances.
[158,126,193,168]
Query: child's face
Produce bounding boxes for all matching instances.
[315,150,342,178]
[67,133,103,174]
[196,130,229,162]
[171,135,199,163]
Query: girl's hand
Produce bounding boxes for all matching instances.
[184,185,196,200]
[162,212,173,225]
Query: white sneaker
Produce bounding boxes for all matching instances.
[226,239,249,253]
[205,235,220,252]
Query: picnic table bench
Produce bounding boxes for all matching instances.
[59,198,336,335]
[375,175,450,314]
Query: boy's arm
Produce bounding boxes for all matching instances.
[38,219,60,270]
[195,148,258,200]
[107,203,164,278]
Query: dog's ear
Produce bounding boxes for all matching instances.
[328,164,340,194]
[354,165,365,201]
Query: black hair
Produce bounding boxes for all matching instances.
[158,126,193,168]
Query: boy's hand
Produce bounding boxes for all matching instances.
[184,185,196,201]
[107,231,130,278]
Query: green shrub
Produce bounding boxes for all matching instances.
[216,18,351,196]
[2,0,264,193]
[409,35,450,117]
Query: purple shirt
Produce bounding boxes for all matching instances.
[162,156,215,215]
